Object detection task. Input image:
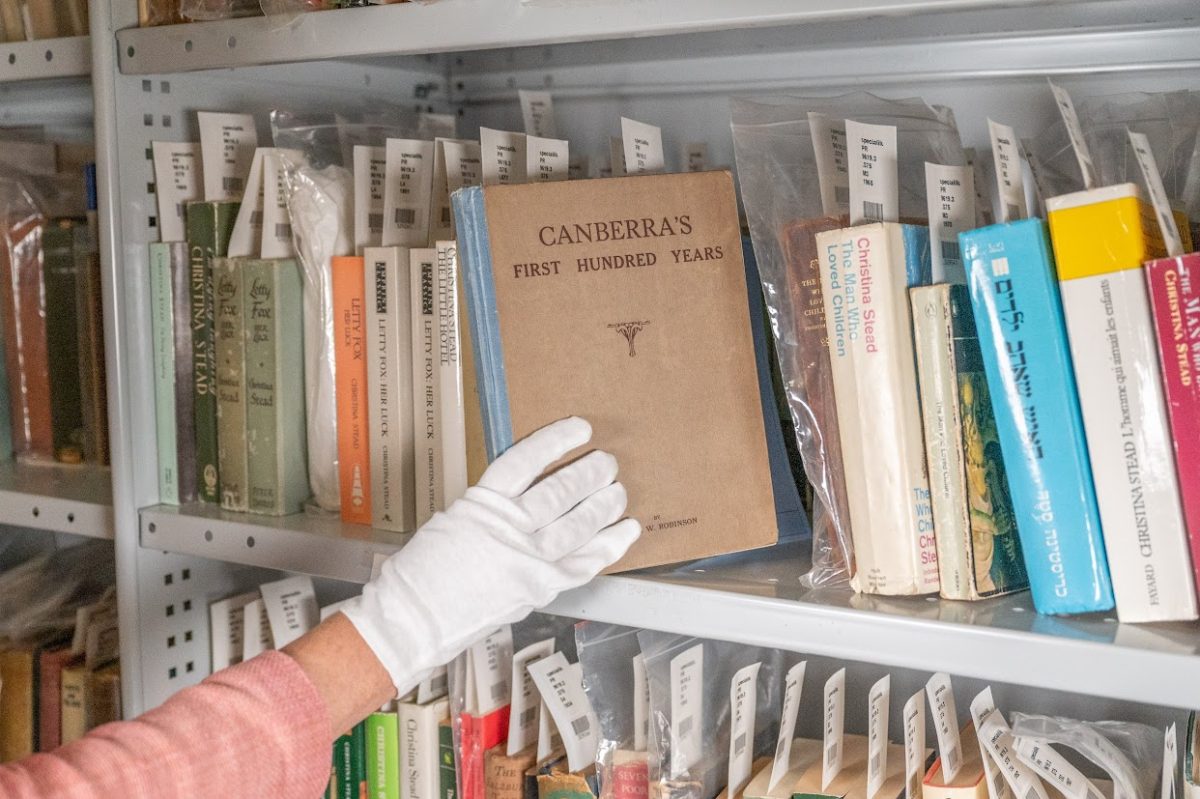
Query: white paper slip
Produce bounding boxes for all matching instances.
[382,138,435,247]
[261,149,298,259]
[197,111,259,202]
[621,117,665,175]
[1163,724,1178,799]
[418,112,457,141]
[682,142,709,173]
[259,575,319,648]
[728,662,762,799]
[241,598,273,660]
[481,128,527,186]
[208,590,258,671]
[926,672,963,782]
[470,625,514,716]
[924,162,975,284]
[770,660,807,790]
[526,135,570,183]
[903,691,925,799]
[444,140,483,193]
[633,653,650,751]
[847,119,899,225]
[822,668,846,791]
[669,643,705,779]
[507,638,555,756]
[519,90,557,138]
[1020,139,1048,212]
[608,137,627,177]
[227,147,267,258]
[1128,129,1184,257]
[462,648,479,713]
[151,141,203,243]
[1048,81,1099,190]
[536,691,559,762]
[418,664,449,704]
[354,145,387,253]
[527,653,600,774]
[809,112,850,216]
[568,154,589,181]
[978,711,1050,799]
[1012,737,1104,799]
[970,689,1011,799]
[868,675,891,799]
[987,120,1029,224]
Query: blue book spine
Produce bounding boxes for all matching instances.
[960,219,1115,615]
[901,224,932,288]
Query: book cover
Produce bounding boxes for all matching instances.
[170,240,198,503]
[537,771,596,799]
[814,222,938,596]
[486,745,538,799]
[332,729,355,799]
[461,706,511,799]
[36,646,75,752]
[741,740,822,799]
[59,659,89,746]
[910,283,1028,600]
[454,171,778,571]
[214,257,249,512]
[610,750,650,799]
[244,258,309,516]
[187,200,240,503]
[961,219,1115,616]
[42,218,84,462]
[1047,184,1198,622]
[411,247,442,526]
[89,662,121,728]
[150,242,182,504]
[366,711,400,799]
[333,255,373,525]
[0,646,37,760]
[440,718,459,799]
[401,698,451,799]
[1145,253,1200,600]
[436,241,468,506]
[364,246,414,533]
[0,214,53,458]
[793,735,911,799]
[74,224,108,465]
[920,726,987,799]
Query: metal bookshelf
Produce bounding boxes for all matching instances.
[0,35,90,82]
[0,461,113,539]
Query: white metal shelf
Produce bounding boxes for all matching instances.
[111,0,1097,76]
[0,36,90,82]
[0,460,113,539]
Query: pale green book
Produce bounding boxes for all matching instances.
[244,258,309,516]
[149,243,180,504]
[365,710,400,799]
[214,256,248,512]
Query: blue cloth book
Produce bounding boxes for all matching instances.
[960,219,1115,615]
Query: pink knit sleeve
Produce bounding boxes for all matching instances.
[0,650,333,799]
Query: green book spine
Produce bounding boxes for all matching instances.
[42,219,83,461]
[244,258,309,515]
[438,719,457,799]
[333,730,355,799]
[353,720,369,799]
[214,257,248,511]
[366,711,400,799]
[149,243,180,504]
[186,201,239,503]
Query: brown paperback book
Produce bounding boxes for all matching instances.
[0,214,53,458]
[459,171,777,571]
[0,645,37,761]
[486,745,538,799]
[37,645,76,752]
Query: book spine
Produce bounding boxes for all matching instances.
[214,257,249,512]
[59,665,89,746]
[961,220,1114,615]
[245,259,309,516]
[74,226,108,464]
[1145,255,1200,600]
[910,284,972,600]
[149,243,180,504]
[43,220,83,461]
[439,719,458,799]
[187,201,239,503]
[436,241,468,506]
[457,259,488,486]
[334,731,356,799]
[170,241,198,503]
[816,223,938,595]
[367,711,401,799]
[364,247,413,532]
[411,249,443,526]
[402,701,449,799]
[0,216,54,458]
[333,255,373,525]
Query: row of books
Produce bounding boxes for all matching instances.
[0,0,87,42]
[0,541,120,763]
[137,0,408,27]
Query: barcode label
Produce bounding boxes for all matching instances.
[223,176,243,194]
[250,210,263,227]
[775,736,788,759]
[678,716,693,740]
[394,207,417,226]
[995,772,1006,795]
[835,186,850,205]
[369,212,384,232]
[570,716,590,736]
[862,200,884,221]
[176,201,186,220]
[519,707,537,728]
[274,223,292,240]
[490,682,508,704]
[945,744,960,775]
[734,733,747,756]
[826,743,838,765]
[940,239,961,264]
[1025,787,1040,799]
[870,752,880,776]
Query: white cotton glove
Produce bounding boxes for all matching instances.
[342,417,641,695]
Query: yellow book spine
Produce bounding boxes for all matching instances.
[1046,184,1164,280]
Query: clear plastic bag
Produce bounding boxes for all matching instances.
[180,0,262,20]
[730,93,963,587]
[576,623,644,799]
[1010,713,1163,799]
[0,540,114,642]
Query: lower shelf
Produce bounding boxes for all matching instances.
[0,460,113,539]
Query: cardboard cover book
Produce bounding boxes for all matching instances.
[453,171,781,572]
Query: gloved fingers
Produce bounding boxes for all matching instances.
[529,481,628,561]
[478,417,593,498]
[517,450,619,531]
[548,518,642,588]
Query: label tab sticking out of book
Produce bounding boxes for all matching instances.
[608,136,627,177]
[198,111,259,202]
[621,117,664,175]
[683,143,709,173]
[868,675,891,799]
[728,662,761,799]
[527,653,599,773]
[227,147,267,258]
[354,145,387,252]
[259,575,318,648]
[978,711,1049,799]
[847,119,898,225]
[770,660,807,790]
[1048,81,1098,190]
[633,654,649,751]
[383,139,435,247]
[987,120,1028,224]
[969,689,1009,799]
[810,112,850,216]
[262,150,297,259]
[1011,737,1102,799]
[669,643,704,780]
[965,148,995,227]
[924,162,974,284]
[903,691,924,799]
[151,141,202,243]
[209,590,258,671]
[822,668,845,791]
[481,129,527,186]
[241,598,273,661]
[508,638,555,756]
[519,90,557,139]
[470,626,514,716]
[926,673,962,782]
[1128,130,1184,257]
[526,136,569,183]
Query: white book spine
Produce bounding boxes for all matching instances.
[411,248,443,526]
[436,241,468,506]
[400,698,450,799]
[1059,270,1199,622]
[365,247,415,532]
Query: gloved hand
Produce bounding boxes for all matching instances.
[343,417,641,695]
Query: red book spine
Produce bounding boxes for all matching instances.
[611,759,649,799]
[1146,253,1200,594]
[459,706,511,799]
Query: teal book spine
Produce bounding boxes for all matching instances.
[244,258,309,515]
[149,242,180,504]
[961,219,1115,615]
[366,711,400,799]
[214,257,248,512]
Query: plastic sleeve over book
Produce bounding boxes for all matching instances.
[961,219,1114,615]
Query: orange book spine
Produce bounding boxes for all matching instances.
[332,255,372,525]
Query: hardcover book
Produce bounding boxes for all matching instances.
[150,242,184,503]
[920,726,987,799]
[74,224,108,465]
[453,171,778,571]
[333,255,373,525]
[1047,184,1198,622]
[366,710,400,799]
[1145,253,1200,600]
[214,257,249,511]
[814,222,938,596]
[961,219,1115,615]
[440,719,459,799]
[411,247,443,526]
[186,200,239,503]
[0,646,37,760]
[487,745,539,799]
[42,219,84,462]
[401,698,451,799]
[37,645,75,752]
[437,240,469,506]
[910,283,1027,601]
[0,214,52,459]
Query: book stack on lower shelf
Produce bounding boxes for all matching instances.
[0,0,88,42]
